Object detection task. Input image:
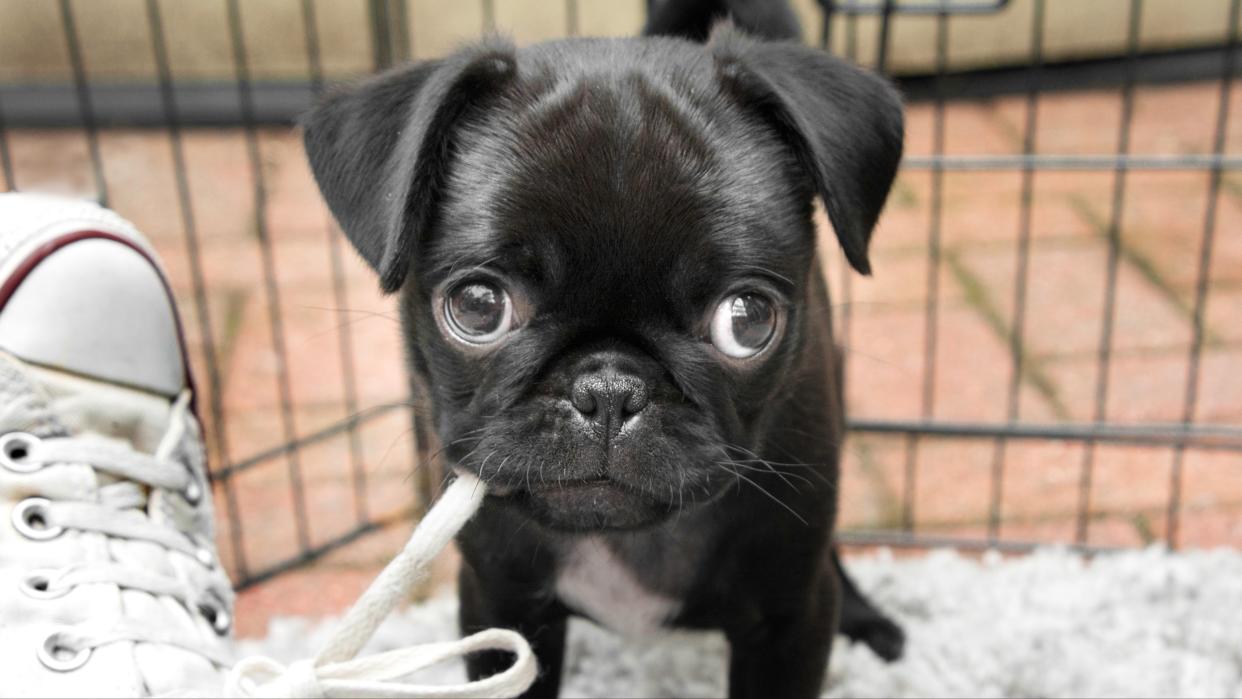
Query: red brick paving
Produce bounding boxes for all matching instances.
[5,76,1241,638]
[955,239,1192,361]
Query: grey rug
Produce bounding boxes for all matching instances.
[243,547,1242,698]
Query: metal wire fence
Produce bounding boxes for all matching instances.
[0,0,1239,591]
[828,0,1241,555]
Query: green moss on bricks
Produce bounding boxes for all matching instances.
[1067,193,1222,348]
[945,250,1072,420]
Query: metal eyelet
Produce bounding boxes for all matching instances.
[183,478,203,506]
[37,630,91,672]
[12,498,64,541]
[198,599,232,636]
[0,432,42,474]
[19,569,72,600]
[193,544,215,569]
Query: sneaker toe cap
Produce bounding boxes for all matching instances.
[0,237,186,396]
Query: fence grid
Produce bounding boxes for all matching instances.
[0,0,1238,589]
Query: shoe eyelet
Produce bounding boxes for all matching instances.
[12,498,64,541]
[0,432,43,474]
[183,479,203,505]
[193,544,215,569]
[19,569,72,600]
[37,630,91,672]
[198,599,231,636]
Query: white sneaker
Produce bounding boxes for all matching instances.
[0,193,233,697]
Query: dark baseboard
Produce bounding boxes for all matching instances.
[0,45,1233,128]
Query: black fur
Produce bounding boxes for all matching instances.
[303,12,904,699]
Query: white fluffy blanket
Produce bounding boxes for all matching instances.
[243,547,1242,698]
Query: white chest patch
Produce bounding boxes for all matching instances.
[555,537,681,637]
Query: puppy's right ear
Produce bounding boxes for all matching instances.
[302,42,516,293]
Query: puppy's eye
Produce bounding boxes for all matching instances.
[445,281,513,344]
[710,292,777,359]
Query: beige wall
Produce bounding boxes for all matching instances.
[0,0,1237,83]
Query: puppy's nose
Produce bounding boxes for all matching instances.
[570,370,649,439]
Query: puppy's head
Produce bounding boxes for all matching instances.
[303,29,902,531]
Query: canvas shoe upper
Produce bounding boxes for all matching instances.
[0,193,233,697]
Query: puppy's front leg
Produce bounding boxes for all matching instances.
[726,573,839,699]
[458,562,568,699]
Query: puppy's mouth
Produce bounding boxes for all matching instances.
[528,476,612,492]
[486,475,675,531]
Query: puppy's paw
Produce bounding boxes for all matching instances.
[841,614,906,662]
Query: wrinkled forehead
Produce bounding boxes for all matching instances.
[425,51,813,316]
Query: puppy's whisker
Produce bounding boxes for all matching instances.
[716,461,744,496]
[335,400,430,426]
[495,454,513,481]
[718,445,823,488]
[711,462,808,526]
[299,304,402,321]
[724,456,828,486]
[298,306,402,343]
[721,443,834,486]
[448,442,490,473]
[715,459,814,490]
[378,426,418,474]
[714,456,809,491]
[834,343,907,370]
[423,429,490,465]
[829,300,901,311]
[473,449,500,480]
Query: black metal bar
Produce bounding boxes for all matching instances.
[846,3,859,59]
[215,403,405,481]
[224,0,312,554]
[819,0,834,52]
[900,3,943,533]
[369,0,411,66]
[1077,0,1143,546]
[234,505,418,591]
[874,0,895,72]
[6,43,1241,128]
[850,418,1242,451]
[302,0,372,526]
[482,0,496,34]
[411,402,433,513]
[144,0,250,579]
[838,529,1118,556]
[835,7,857,386]
[899,43,1240,96]
[57,0,109,206]
[369,0,395,72]
[823,0,1011,16]
[565,0,579,37]
[902,154,1242,170]
[1167,0,1240,549]
[988,0,1044,544]
[0,93,13,190]
[393,0,411,62]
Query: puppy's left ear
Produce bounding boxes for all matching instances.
[710,28,904,275]
[302,40,517,292]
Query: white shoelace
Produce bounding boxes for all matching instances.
[8,392,234,668]
[224,471,538,699]
[9,385,536,698]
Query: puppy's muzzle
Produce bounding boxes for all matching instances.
[570,369,649,442]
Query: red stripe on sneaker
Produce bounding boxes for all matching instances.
[0,229,200,416]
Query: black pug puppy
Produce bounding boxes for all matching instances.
[303,2,904,696]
